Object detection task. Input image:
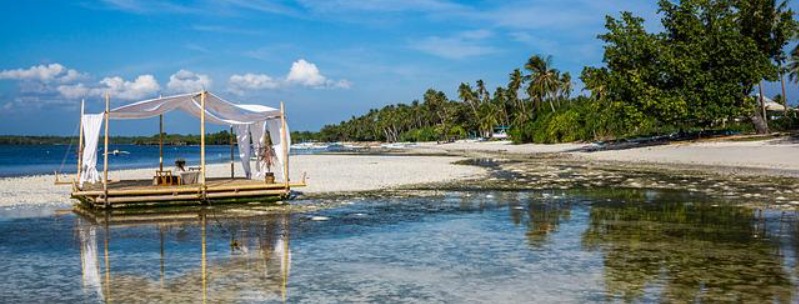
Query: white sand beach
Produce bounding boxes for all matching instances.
[416,138,799,173]
[0,154,485,207]
[4,138,798,207]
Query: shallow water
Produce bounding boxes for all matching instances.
[1,189,798,303]
[0,144,318,177]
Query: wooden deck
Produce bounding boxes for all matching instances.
[72,177,305,209]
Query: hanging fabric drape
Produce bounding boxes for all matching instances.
[250,121,267,178]
[234,121,282,180]
[267,119,290,181]
[79,114,103,187]
[234,124,252,179]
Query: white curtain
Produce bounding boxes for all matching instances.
[250,121,267,178]
[235,124,252,179]
[266,119,290,181]
[79,114,103,187]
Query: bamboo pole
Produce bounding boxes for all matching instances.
[77,99,84,183]
[159,114,164,172]
[200,91,207,193]
[103,93,110,207]
[230,126,235,179]
[280,102,289,190]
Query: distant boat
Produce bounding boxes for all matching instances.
[102,149,130,156]
[326,143,363,152]
[290,142,329,150]
[380,142,415,149]
[491,130,509,140]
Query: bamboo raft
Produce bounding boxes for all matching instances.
[71,175,306,209]
[66,91,303,209]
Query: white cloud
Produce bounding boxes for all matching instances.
[332,79,352,89]
[0,63,85,83]
[56,83,90,99]
[56,75,160,100]
[230,59,351,94]
[286,59,328,87]
[227,73,280,95]
[99,75,159,100]
[412,30,498,59]
[167,69,211,93]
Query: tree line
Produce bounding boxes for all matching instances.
[0,130,237,146]
[315,0,799,144]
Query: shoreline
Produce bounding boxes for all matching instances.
[3,137,798,208]
[409,138,799,178]
[0,154,486,207]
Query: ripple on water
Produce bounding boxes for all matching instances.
[0,189,797,302]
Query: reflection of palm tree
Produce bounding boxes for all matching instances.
[524,200,572,247]
[582,201,794,303]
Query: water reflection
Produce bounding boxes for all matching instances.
[580,191,796,303]
[75,209,292,303]
[3,189,799,302]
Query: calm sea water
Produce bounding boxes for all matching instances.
[0,189,796,303]
[0,145,311,177]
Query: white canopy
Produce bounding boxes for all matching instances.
[109,92,282,125]
[78,91,290,187]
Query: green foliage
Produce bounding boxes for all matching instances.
[399,126,438,142]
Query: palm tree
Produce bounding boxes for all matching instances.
[736,0,795,133]
[493,87,510,127]
[559,72,572,100]
[524,55,561,113]
[458,82,478,116]
[476,79,490,104]
[787,45,799,112]
[508,69,527,124]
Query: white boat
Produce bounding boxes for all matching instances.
[290,142,329,150]
[491,130,509,140]
[380,142,416,149]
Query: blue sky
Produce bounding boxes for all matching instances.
[0,0,797,135]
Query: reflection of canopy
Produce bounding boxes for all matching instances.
[79,91,290,186]
[109,92,282,125]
